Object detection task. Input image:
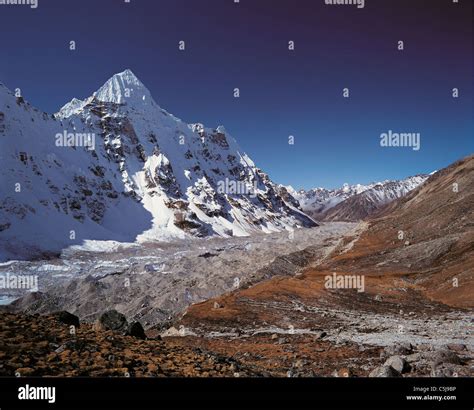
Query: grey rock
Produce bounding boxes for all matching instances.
[406,353,423,363]
[382,343,413,358]
[369,365,401,378]
[430,364,464,377]
[95,310,128,333]
[384,355,409,373]
[429,349,462,366]
[446,343,466,352]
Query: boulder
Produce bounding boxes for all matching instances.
[369,365,401,378]
[406,353,423,363]
[429,349,462,366]
[52,311,80,328]
[384,355,409,373]
[382,343,413,359]
[430,364,464,377]
[94,310,147,339]
[94,310,128,333]
[445,343,466,353]
[126,321,146,340]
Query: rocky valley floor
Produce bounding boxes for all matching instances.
[1,223,354,327]
[0,220,472,378]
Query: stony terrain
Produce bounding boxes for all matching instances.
[1,156,472,378]
[4,223,355,328]
[0,311,262,377]
[167,155,474,377]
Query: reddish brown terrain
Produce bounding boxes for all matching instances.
[0,311,263,377]
[169,155,474,377]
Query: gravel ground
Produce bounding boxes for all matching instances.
[2,222,356,327]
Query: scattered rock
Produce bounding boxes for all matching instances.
[0,311,263,377]
[384,355,409,373]
[198,252,218,259]
[429,349,462,366]
[430,364,464,377]
[126,322,146,340]
[382,343,413,358]
[406,353,423,363]
[52,311,80,328]
[333,368,353,377]
[417,344,434,352]
[446,343,466,353]
[369,365,401,378]
[94,310,128,333]
[294,359,305,369]
[313,331,327,340]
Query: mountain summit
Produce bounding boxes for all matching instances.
[93,69,153,106]
[0,70,315,261]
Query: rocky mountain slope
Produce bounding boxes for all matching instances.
[167,155,473,377]
[0,70,314,262]
[290,175,429,221]
[327,154,474,307]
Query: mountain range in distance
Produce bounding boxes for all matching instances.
[288,174,431,222]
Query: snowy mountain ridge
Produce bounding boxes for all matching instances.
[289,175,430,221]
[0,70,315,262]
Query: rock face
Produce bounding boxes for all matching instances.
[0,70,315,262]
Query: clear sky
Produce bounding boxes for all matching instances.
[0,0,472,189]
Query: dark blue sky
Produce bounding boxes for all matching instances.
[0,0,472,189]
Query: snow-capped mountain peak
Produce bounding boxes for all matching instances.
[292,175,430,221]
[58,97,86,118]
[93,69,154,106]
[0,70,315,261]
